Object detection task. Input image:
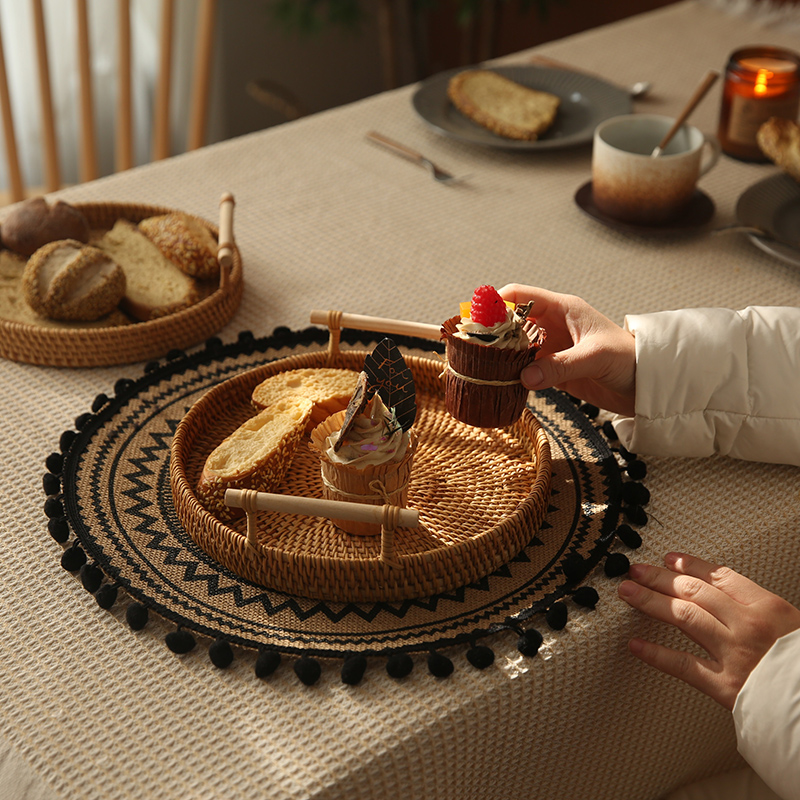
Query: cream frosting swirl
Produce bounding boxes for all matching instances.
[325,394,410,467]
[455,306,530,350]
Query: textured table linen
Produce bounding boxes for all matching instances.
[1,2,799,799]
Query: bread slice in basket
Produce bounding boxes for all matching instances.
[196,396,313,520]
[447,69,560,141]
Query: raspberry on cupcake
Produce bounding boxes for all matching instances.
[441,284,545,428]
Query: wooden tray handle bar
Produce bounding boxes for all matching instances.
[217,192,235,278]
[309,310,441,342]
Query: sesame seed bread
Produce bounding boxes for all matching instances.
[196,396,314,520]
[251,368,360,429]
[447,69,560,141]
[21,239,126,322]
[139,212,219,280]
[95,219,200,321]
[757,117,800,182]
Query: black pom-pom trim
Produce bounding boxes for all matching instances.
[44,497,64,518]
[96,584,118,609]
[623,505,648,526]
[618,445,637,462]
[572,586,599,609]
[126,602,149,631]
[466,644,494,670]
[545,602,568,631]
[166,629,196,654]
[602,420,618,440]
[61,543,86,572]
[255,648,281,678]
[386,652,414,679]
[581,402,599,419]
[604,552,630,578]
[59,430,77,453]
[166,348,186,361]
[42,472,60,496]
[91,393,109,412]
[209,637,234,669]
[626,459,647,480]
[616,524,642,549]
[294,656,321,686]
[517,628,544,657]
[204,336,223,356]
[562,552,587,582]
[48,516,69,543]
[621,482,650,507]
[272,325,292,340]
[45,452,63,474]
[80,562,103,593]
[144,360,161,373]
[114,378,134,397]
[74,412,93,431]
[427,651,454,678]
[341,654,368,685]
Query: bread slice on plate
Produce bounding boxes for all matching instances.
[196,396,314,520]
[447,69,560,141]
[95,219,200,321]
[757,117,800,182]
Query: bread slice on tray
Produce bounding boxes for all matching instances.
[757,117,800,182]
[447,69,560,141]
[139,212,220,280]
[95,219,200,321]
[196,396,314,520]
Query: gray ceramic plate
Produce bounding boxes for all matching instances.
[412,65,632,150]
[736,173,800,266]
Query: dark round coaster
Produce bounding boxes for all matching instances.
[56,327,632,662]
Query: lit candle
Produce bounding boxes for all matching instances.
[718,47,800,161]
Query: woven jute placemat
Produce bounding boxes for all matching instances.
[46,327,645,682]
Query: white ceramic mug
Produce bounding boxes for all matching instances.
[592,114,721,224]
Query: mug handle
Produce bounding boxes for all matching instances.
[699,134,721,177]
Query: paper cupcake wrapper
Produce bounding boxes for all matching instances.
[310,409,416,536]
[441,315,544,428]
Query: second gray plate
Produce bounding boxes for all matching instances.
[412,65,632,150]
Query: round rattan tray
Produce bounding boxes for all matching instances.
[170,349,552,603]
[0,201,243,367]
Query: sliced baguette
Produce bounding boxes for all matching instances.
[757,117,800,183]
[95,219,200,321]
[251,367,359,428]
[196,396,313,520]
[447,69,560,141]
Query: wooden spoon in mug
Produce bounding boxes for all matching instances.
[651,69,720,157]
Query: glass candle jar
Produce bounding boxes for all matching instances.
[717,46,800,161]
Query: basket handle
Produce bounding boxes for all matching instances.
[225,488,418,567]
[309,310,441,359]
[217,192,236,290]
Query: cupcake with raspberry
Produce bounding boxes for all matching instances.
[441,284,545,428]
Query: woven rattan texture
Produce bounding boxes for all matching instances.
[0,202,243,367]
[2,2,800,799]
[170,348,551,601]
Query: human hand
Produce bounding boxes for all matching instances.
[619,552,800,710]
[497,284,636,416]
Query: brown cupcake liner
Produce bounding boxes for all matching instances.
[310,409,417,536]
[441,315,543,428]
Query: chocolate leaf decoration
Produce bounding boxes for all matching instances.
[515,300,535,321]
[333,371,370,451]
[363,338,416,432]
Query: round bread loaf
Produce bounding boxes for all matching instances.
[2,197,90,256]
[139,212,219,279]
[22,239,126,322]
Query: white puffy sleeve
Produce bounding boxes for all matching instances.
[612,306,800,467]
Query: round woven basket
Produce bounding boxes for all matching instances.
[0,201,243,367]
[170,349,552,603]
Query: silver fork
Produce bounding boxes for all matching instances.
[365,131,468,185]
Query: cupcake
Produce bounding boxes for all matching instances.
[309,339,417,536]
[441,284,545,428]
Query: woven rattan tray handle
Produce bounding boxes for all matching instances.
[310,310,441,358]
[217,192,235,289]
[225,489,418,567]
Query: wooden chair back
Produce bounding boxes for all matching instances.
[0,0,217,204]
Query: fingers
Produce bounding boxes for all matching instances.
[664,552,763,606]
[628,638,734,710]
